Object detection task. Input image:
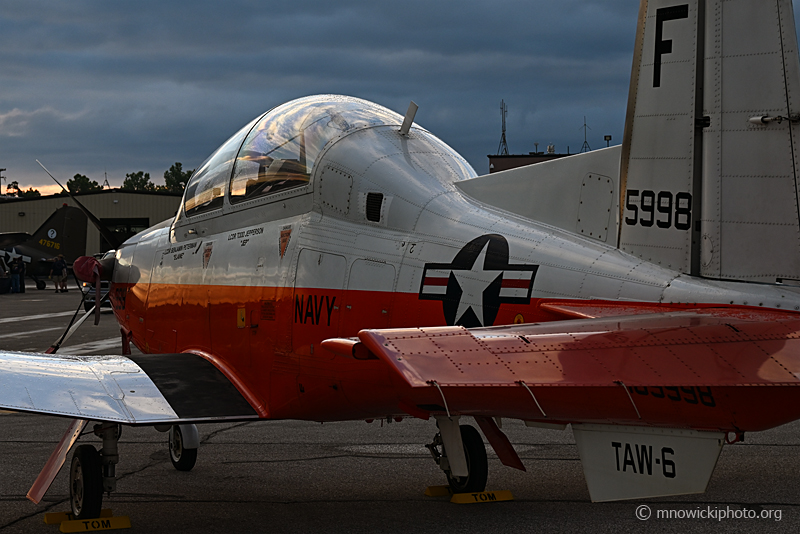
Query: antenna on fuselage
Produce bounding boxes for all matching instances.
[399,101,418,137]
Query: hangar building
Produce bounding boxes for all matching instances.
[0,189,182,256]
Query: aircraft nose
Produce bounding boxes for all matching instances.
[73,255,114,283]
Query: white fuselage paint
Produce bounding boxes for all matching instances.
[115,123,800,323]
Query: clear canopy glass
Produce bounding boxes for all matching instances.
[183,116,261,217]
[183,95,471,218]
[229,95,405,203]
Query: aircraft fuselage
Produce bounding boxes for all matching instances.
[108,96,800,429]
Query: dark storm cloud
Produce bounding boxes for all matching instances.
[0,0,772,189]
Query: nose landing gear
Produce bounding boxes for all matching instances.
[69,445,102,520]
[68,423,121,520]
[169,424,199,471]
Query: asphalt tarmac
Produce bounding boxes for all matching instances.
[0,281,798,532]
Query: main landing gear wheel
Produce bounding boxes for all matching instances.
[35,280,46,290]
[445,425,488,494]
[69,445,103,520]
[169,425,198,471]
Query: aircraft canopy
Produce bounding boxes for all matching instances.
[183,95,407,216]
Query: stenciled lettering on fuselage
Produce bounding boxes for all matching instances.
[159,241,198,264]
[624,190,692,230]
[418,234,538,328]
[112,286,127,311]
[294,294,337,326]
[653,4,689,88]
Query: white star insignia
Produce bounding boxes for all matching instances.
[450,241,504,326]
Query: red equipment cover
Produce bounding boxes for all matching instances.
[72,255,101,283]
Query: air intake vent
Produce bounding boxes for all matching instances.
[366,193,383,222]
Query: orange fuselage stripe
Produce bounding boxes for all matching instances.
[113,282,755,426]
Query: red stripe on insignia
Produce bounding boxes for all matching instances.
[423,277,449,287]
[501,279,531,289]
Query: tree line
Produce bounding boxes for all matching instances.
[2,162,194,198]
[3,181,41,198]
[68,162,194,194]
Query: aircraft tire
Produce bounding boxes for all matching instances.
[69,445,103,520]
[169,425,198,471]
[446,425,488,493]
[35,280,46,290]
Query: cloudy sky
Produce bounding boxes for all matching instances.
[1,1,797,195]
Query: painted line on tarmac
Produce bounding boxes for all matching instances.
[0,327,63,339]
[59,337,121,355]
[0,310,78,325]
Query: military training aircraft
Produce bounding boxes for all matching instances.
[0,205,87,290]
[3,0,800,520]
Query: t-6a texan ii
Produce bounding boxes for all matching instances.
[3,0,800,519]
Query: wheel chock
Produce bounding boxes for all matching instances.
[44,509,113,524]
[424,485,452,497]
[58,516,130,533]
[450,490,514,504]
[43,509,131,532]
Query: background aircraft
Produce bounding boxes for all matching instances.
[0,205,87,290]
[3,0,800,521]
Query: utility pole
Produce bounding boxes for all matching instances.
[0,169,6,195]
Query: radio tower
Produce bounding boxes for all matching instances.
[497,100,509,155]
[580,116,591,153]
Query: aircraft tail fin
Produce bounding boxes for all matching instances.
[619,0,800,282]
[28,205,88,262]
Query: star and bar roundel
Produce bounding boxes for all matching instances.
[418,234,539,328]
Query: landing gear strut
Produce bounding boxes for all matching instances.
[69,423,120,520]
[426,417,488,493]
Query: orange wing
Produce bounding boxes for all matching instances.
[325,307,800,433]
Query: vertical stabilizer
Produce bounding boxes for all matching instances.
[619,0,800,283]
[29,206,88,262]
[620,0,704,273]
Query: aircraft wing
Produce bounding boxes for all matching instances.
[0,351,259,424]
[0,233,31,250]
[328,307,800,431]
